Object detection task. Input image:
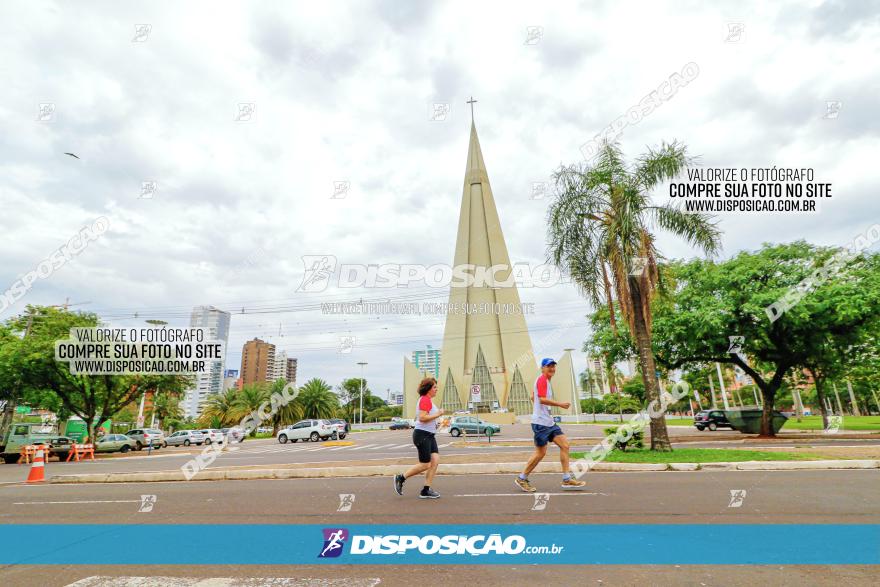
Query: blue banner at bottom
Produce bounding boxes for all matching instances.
[2,524,877,565]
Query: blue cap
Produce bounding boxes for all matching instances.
[540,358,557,368]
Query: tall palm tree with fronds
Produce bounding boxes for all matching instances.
[231,383,272,436]
[297,378,340,419]
[198,388,239,427]
[268,378,304,434]
[548,140,721,451]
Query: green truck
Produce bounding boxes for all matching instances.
[0,423,73,464]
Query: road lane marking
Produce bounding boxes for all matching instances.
[66,577,383,586]
[453,492,606,497]
[350,444,377,450]
[14,500,141,505]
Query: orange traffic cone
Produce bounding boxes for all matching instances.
[26,446,46,483]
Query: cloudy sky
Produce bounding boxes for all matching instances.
[1,0,878,398]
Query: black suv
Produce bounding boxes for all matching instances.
[694,410,733,431]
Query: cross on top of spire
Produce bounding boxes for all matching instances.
[466,96,477,123]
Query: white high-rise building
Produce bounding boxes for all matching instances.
[184,306,231,419]
[411,345,441,378]
[270,349,297,386]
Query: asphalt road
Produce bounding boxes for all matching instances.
[2,425,877,484]
[0,469,877,585]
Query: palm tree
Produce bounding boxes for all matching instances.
[152,392,182,429]
[198,388,239,427]
[297,378,339,419]
[268,379,304,434]
[231,383,271,436]
[548,140,721,451]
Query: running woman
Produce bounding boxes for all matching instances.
[515,358,586,492]
[394,377,444,499]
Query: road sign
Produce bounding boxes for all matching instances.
[470,384,481,403]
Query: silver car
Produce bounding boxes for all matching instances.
[165,430,206,446]
[124,428,166,450]
[198,429,225,445]
[95,434,137,453]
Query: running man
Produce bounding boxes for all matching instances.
[394,377,444,499]
[515,358,586,492]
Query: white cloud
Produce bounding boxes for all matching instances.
[1,0,877,396]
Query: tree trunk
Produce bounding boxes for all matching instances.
[0,399,16,442]
[832,383,844,415]
[811,369,829,429]
[846,381,862,417]
[759,390,776,437]
[628,276,671,451]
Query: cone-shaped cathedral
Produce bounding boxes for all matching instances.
[403,122,540,418]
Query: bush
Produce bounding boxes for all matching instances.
[603,425,644,451]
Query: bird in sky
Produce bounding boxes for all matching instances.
[64,152,80,159]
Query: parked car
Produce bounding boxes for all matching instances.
[330,418,351,434]
[694,410,734,431]
[165,430,206,447]
[1,423,73,463]
[389,420,413,430]
[198,429,225,444]
[221,427,245,443]
[277,420,335,443]
[327,419,348,439]
[95,434,137,453]
[125,428,166,450]
[448,416,500,437]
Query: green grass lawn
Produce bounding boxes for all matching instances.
[573,419,694,426]
[577,416,880,430]
[780,415,880,431]
[570,448,820,463]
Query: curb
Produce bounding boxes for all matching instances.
[48,459,880,484]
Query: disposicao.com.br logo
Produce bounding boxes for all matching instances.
[297,255,561,292]
[318,528,563,558]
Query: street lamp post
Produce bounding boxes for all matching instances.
[357,362,368,425]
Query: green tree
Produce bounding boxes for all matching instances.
[230,383,272,436]
[151,392,183,429]
[548,141,720,450]
[3,306,191,443]
[298,378,339,419]
[199,388,240,428]
[268,378,303,434]
[337,377,383,422]
[653,244,880,436]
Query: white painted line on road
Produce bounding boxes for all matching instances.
[453,492,606,497]
[14,500,141,505]
[66,577,382,587]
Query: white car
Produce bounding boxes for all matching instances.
[165,430,206,446]
[277,420,335,443]
[198,429,225,445]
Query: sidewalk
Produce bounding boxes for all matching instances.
[48,448,880,484]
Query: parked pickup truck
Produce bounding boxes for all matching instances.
[0,423,73,464]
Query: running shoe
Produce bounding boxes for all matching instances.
[514,476,537,493]
[394,473,405,496]
[419,487,440,499]
[561,477,586,490]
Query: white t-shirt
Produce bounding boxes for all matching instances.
[531,374,555,427]
[414,395,439,433]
